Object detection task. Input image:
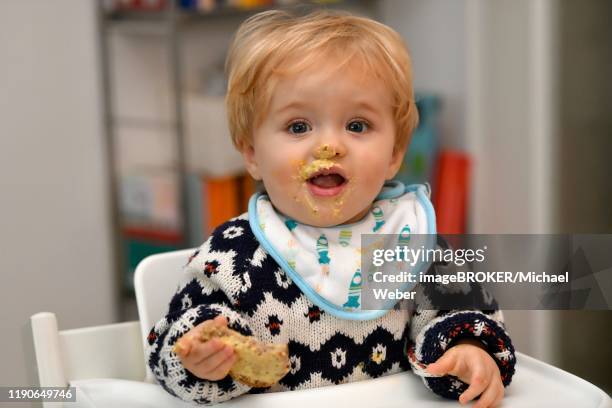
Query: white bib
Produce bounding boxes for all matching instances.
[248,181,436,320]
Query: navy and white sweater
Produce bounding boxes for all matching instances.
[146,213,516,405]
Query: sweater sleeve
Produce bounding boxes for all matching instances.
[406,237,516,400]
[145,223,253,405]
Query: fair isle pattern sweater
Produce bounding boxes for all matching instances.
[146,213,516,405]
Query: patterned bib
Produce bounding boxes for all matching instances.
[248,181,436,320]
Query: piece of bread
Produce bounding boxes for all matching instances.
[200,325,290,388]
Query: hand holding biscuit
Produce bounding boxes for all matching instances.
[173,314,290,387]
[173,315,237,381]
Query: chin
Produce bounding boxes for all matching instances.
[299,211,356,228]
[276,197,368,227]
[313,219,347,228]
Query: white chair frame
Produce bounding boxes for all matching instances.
[29,312,145,407]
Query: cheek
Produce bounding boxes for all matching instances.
[256,150,301,188]
[357,150,394,183]
[270,158,301,182]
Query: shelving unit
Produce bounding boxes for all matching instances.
[98,1,188,320]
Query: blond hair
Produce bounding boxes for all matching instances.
[225,9,419,153]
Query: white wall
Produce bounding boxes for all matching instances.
[465,0,560,365]
[0,0,116,387]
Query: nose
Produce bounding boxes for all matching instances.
[312,130,347,160]
[314,144,338,160]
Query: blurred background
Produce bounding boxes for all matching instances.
[1,0,610,399]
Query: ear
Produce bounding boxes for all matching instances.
[240,143,262,180]
[385,143,408,180]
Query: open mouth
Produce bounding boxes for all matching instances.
[306,168,348,197]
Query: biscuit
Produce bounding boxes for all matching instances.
[200,324,290,388]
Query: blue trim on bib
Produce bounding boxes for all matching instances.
[248,180,437,321]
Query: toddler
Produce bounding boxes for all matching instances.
[146,9,515,407]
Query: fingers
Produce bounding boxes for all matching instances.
[205,352,237,381]
[473,380,504,408]
[180,344,235,381]
[173,336,192,357]
[459,365,490,405]
[428,342,505,407]
[174,315,228,360]
[173,315,238,381]
[190,338,226,365]
[197,344,235,368]
[196,317,220,333]
[426,351,457,376]
[213,315,228,327]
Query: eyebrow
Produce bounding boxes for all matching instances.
[274,101,309,115]
[274,101,382,115]
[352,101,382,114]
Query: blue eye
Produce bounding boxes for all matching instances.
[288,121,310,134]
[347,120,368,133]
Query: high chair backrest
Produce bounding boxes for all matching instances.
[30,312,146,406]
[134,248,195,383]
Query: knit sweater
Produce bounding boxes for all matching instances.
[146,213,516,405]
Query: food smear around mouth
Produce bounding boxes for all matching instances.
[299,159,348,199]
[301,183,320,214]
[291,161,319,215]
[292,183,320,216]
[298,159,336,181]
[331,177,355,218]
[291,159,358,221]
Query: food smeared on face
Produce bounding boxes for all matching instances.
[291,154,354,219]
[294,182,320,215]
[331,179,356,217]
[298,159,336,181]
[314,144,336,160]
[298,158,347,195]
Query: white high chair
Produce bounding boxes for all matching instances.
[133,248,194,383]
[30,249,612,408]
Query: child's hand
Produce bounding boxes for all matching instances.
[426,338,504,408]
[173,315,237,381]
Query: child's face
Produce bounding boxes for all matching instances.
[242,61,405,227]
